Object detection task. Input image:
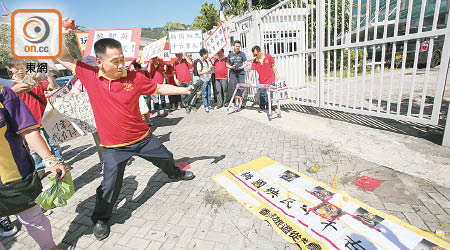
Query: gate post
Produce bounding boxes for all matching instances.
[316,0,325,106]
[443,102,450,147]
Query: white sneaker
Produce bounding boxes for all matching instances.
[205,107,209,113]
[0,217,18,237]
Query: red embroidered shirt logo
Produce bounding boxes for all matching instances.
[123,81,134,92]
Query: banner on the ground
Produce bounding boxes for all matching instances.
[75,32,89,54]
[140,36,167,63]
[41,106,82,145]
[168,29,203,54]
[84,28,141,61]
[204,24,227,59]
[52,92,97,133]
[275,79,291,105]
[214,157,450,250]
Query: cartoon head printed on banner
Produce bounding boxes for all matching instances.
[313,202,343,221]
[413,239,446,250]
[311,186,334,200]
[279,170,299,182]
[354,207,384,228]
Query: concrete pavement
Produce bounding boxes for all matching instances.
[2,105,450,249]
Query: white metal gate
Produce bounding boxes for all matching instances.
[258,0,450,125]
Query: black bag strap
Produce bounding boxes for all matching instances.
[151,63,161,80]
[27,91,46,107]
[0,84,4,104]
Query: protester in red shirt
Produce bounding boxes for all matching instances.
[6,59,65,178]
[249,45,280,112]
[165,64,181,110]
[148,57,167,116]
[57,19,195,240]
[213,49,229,108]
[173,52,193,113]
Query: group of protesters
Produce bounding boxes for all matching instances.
[0,15,280,249]
[133,39,280,119]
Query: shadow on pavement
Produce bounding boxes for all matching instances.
[66,145,98,166]
[58,153,224,248]
[151,117,183,133]
[281,102,446,145]
[176,155,225,165]
[59,170,170,249]
[72,163,103,191]
[157,132,171,143]
[62,144,93,162]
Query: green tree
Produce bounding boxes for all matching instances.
[0,24,11,68]
[141,27,165,39]
[192,2,220,32]
[164,21,189,31]
[223,0,280,16]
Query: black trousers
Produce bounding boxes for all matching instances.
[91,133,181,223]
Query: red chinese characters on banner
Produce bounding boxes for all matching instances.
[83,28,141,61]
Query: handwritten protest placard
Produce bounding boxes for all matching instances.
[168,30,203,54]
[41,107,82,145]
[140,36,167,63]
[84,28,141,61]
[53,92,97,133]
[214,157,450,250]
[204,24,227,59]
[75,32,89,54]
[275,79,291,105]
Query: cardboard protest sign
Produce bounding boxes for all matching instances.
[168,30,203,54]
[75,32,89,54]
[275,79,291,105]
[140,36,167,63]
[52,92,96,133]
[204,24,227,59]
[214,157,450,250]
[161,43,176,64]
[84,28,141,61]
[41,106,82,145]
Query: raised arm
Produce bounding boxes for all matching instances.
[157,84,191,95]
[184,53,193,65]
[55,17,77,71]
[241,60,249,70]
[22,129,66,179]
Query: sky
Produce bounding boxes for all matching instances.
[2,0,219,29]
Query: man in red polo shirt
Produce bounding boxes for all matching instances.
[148,56,167,116]
[173,52,193,113]
[57,19,194,240]
[213,49,229,109]
[249,45,280,112]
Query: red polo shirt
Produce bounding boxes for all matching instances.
[165,67,176,86]
[173,59,192,83]
[149,59,166,84]
[251,54,276,84]
[214,57,228,79]
[73,60,158,148]
[18,79,50,127]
